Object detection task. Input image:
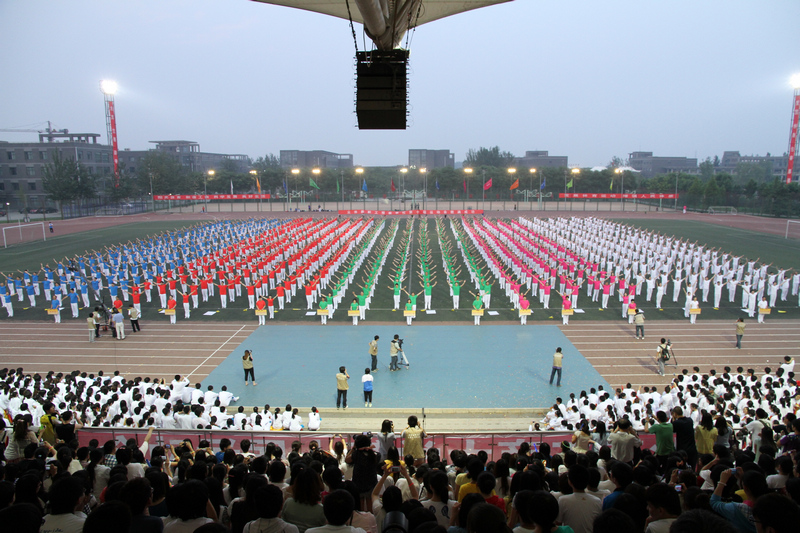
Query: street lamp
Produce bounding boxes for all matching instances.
[507,168,516,210]
[291,168,300,210]
[354,167,363,210]
[206,170,214,211]
[5,203,9,224]
[565,168,580,209]
[399,167,408,210]
[463,167,473,209]
[419,167,427,211]
[250,170,261,212]
[529,168,538,209]
[312,168,321,208]
[615,168,624,211]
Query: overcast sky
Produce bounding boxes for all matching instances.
[1,0,798,168]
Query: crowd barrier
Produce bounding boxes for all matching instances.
[78,428,656,463]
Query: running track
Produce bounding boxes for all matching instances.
[2,319,797,403]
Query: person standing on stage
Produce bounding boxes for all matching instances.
[243,349,256,386]
[369,335,379,372]
[362,368,373,407]
[336,366,350,409]
[549,347,564,386]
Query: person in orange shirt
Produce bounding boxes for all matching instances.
[166,296,177,324]
[177,290,191,319]
[216,279,228,308]
[255,296,267,325]
[266,294,275,320]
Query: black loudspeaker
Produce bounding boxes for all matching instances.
[356,50,409,130]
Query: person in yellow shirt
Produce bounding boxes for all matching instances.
[39,402,59,445]
[457,457,485,502]
[549,347,564,386]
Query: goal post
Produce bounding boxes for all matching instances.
[2,222,46,248]
[786,219,800,240]
[708,206,737,214]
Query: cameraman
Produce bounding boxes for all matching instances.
[38,402,61,446]
[390,335,401,371]
[656,338,672,376]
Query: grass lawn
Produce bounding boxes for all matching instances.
[1,217,797,324]
[0,221,211,273]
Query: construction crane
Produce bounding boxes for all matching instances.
[0,121,67,138]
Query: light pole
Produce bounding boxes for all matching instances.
[463,167,473,209]
[399,167,408,211]
[291,168,300,211]
[420,167,427,211]
[565,168,579,210]
[529,168,537,209]
[149,172,155,212]
[206,170,213,211]
[5,203,9,224]
[312,168,321,209]
[354,167,363,211]
[786,73,800,184]
[674,173,679,210]
[250,169,261,212]
[507,167,516,210]
[615,168,623,211]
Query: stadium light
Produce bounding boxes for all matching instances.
[100,80,118,95]
[791,74,800,89]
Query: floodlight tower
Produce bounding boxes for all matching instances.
[100,80,120,187]
[787,74,800,184]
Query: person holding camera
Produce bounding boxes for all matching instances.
[38,402,61,446]
[607,419,642,465]
[656,338,672,376]
[389,335,401,371]
[336,366,350,409]
[243,349,256,386]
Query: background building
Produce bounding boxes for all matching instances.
[512,150,569,169]
[628,151,698,178]
[122,140,249,174]
[280,150,353,169]
[717,151,789,180]
[0,131,112,210]
[408,149,454,169]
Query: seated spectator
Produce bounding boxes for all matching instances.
[592,508,636,533]
[457,458,484,502]
[448,493,484,533]
[710,469,768,533]
[84,500,132,533]
[643,483,680,533]
[0,502,43,533]
[421,470,454,529]
[476,472,505,512]
[601,462,633,510]
[306,489,364,533]
[557,465,601,533]
[466,502,511,533]
[119,477,163,533]
[40,476,89,533]
[282,468,326,533]
[163,480,214,533]
[341,480,378,533]
[242,484,298,533]
[752,493,800,533]
[526,490,570,533]
[230,475,269,533]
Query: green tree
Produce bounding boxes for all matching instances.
[42,152,94,209]
[464,146,515,168]
[136,152,194,195]
[703,176,722,207]
[699,158,714,181]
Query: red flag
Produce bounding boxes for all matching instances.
[483,178,492,191]
[509,179,519,190]
[391,179,396,192]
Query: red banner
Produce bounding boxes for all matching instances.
[338,209,484,215]
[558,193,678,199]
[787,93,800,184]
[108,100,119,186]
[483,178,493,191]
[153,194,271,200]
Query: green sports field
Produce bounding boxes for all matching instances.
[0,216,797,324]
